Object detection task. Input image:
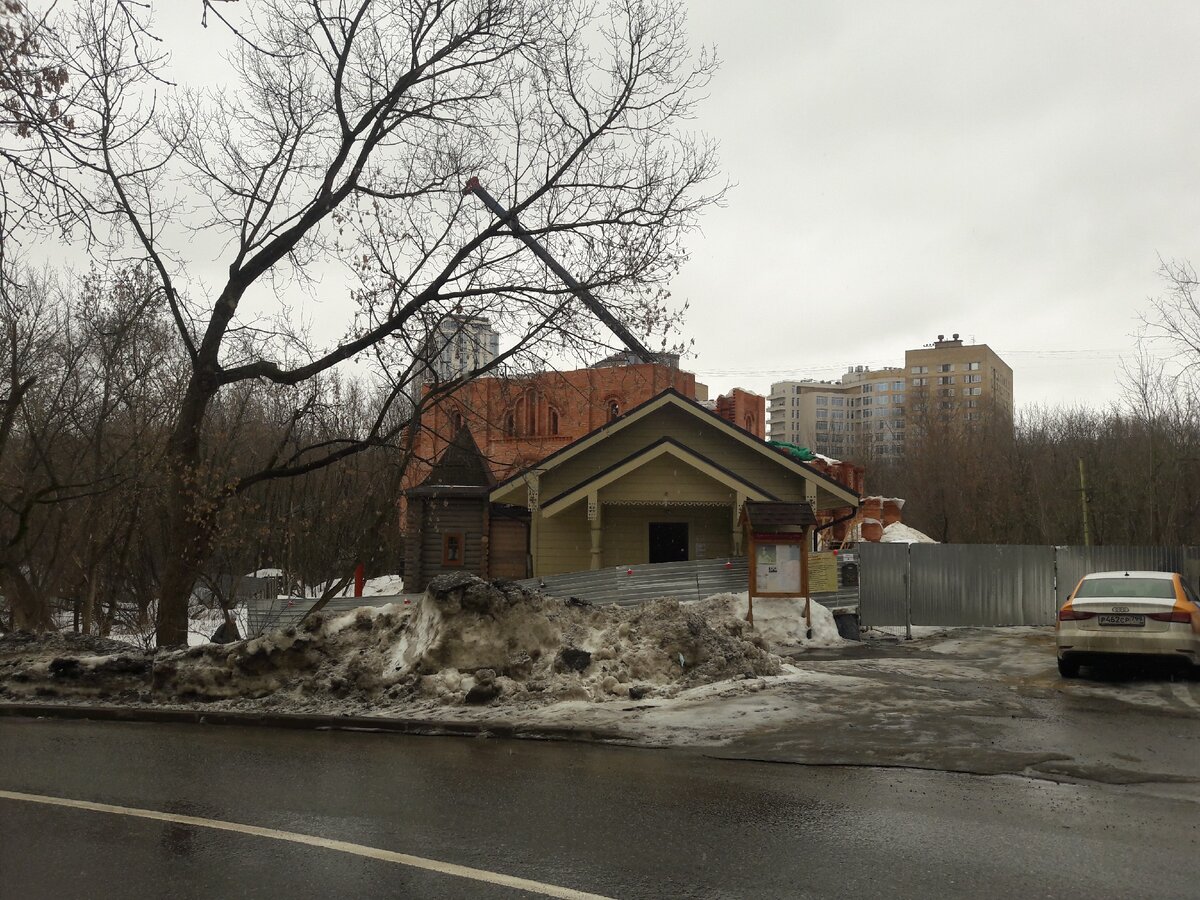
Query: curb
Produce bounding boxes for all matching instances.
[0,702,632,746]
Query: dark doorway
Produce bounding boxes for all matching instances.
[648,522,689,563]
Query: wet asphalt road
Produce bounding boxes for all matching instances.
[2,717,1199,899]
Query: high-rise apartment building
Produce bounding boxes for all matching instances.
[904,333,1012,428]
[767,366,906,460]
[767,335,1012,460]
[423,315,501,384]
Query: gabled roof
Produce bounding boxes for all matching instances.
[490,388,860,507]
[540,437,779,517]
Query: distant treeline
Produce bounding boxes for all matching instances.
[868,372,1200,547]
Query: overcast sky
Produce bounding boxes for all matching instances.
[146,1,1200,411]
[674,1,1200,408]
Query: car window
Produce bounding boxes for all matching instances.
[1074,577,1177,600]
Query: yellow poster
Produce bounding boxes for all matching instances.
[809,551,838,593]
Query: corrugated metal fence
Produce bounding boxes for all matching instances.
[244,558,755,635]
[859,543,1200,627]
[246,594,414,636]
[244,556,857,636]
[516,557,750,607]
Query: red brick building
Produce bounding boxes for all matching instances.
[408,362,765,487]
[715,390,766,438]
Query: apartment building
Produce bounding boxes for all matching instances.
[421,314,501,385]
[905,334,1013,427]
[768,335,1012,460]
[767,367,906,460]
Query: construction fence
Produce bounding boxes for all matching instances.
[244,556,861,637]
[858,543,1200,627]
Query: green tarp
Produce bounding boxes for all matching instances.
[767,440,818,462]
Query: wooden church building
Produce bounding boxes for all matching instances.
[403,389,860,591]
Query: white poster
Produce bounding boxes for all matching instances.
[755,542,802,593]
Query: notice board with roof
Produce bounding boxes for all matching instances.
[740,500,818,633]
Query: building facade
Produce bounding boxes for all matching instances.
[904,334,1013,429]
[768,335,1012,460]
[423,315,501,384]
[488,390,859,577]
[768,366,906,461]
[406,361,765,497]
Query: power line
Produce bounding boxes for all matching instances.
[692,347,1173,378]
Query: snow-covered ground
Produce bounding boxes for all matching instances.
[187,606,250,647]
[310,574,405,598]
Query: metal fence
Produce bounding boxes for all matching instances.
[517,557,751,607]
[518,557,860,610]
[242,561,753,635]
[245,594,414,636]
[859,543,1200,627]
[247,555,861,636]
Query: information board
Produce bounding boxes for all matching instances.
[755,542,802,593]
[808,551,838,593]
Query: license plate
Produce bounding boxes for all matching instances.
[1098,614,1145,627]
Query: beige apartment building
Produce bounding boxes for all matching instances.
[905,334,1013,427]
[767,335,1012,460]
[768,366,907,460]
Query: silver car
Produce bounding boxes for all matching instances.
[1055,570,1200,677]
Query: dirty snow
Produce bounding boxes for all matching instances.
[690,593,845,649]
[0,574,786,711]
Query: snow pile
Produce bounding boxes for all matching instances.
[398,573,781,705]
[360,575,405,596]
[880,522,937,544]
[691,593,846,649]
[155,602,415,702]
[0,631,149,701]
[0,575,783,709]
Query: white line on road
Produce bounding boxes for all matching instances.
[0,789,615,900]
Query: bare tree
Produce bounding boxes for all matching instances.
[15,0,721,644]
[0,262,178,632]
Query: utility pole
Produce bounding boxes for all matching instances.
[1078,457,1091,547]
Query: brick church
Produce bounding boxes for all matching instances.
[406,357,766,488]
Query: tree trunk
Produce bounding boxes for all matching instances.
[3,569,52,633]
[82,581,95,635]
[155,382,215,647]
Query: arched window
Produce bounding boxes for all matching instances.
[450,410,464,432]
[549,407,559,436]
[504,412,516,437]
[524,389,537,436]
[606,398,621,422]
[744,414,755,433]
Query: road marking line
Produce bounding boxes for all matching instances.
[1171,683,1200,712]
[0,789,614,900]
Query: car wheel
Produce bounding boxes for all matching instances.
[1057,657,1081,679]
